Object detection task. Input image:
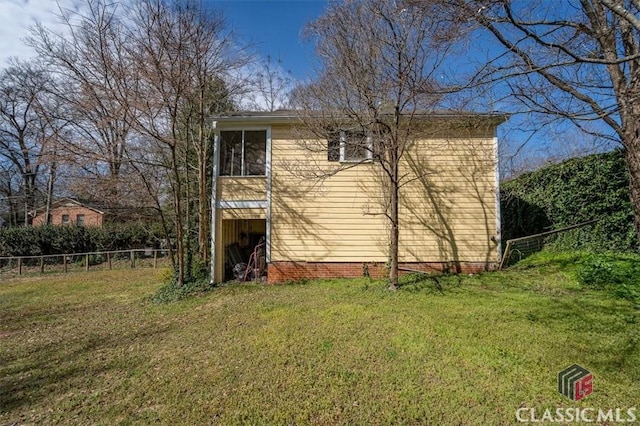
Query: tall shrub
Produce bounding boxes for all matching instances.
[501,149,637,252]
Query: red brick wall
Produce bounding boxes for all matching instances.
[32,206,103,227]
[267,261,493,283]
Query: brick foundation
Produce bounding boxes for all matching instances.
[267,261,494,283]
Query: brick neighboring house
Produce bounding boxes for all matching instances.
[31,198,106,227]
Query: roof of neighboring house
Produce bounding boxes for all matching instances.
[30,198,106,217]
[211,109,509,125]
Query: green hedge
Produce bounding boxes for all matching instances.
[0,223,165,257]
[501,149,638,252]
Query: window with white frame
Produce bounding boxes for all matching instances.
[219,130,267,176]
[327,130,373,163]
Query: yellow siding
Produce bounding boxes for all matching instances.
[271,135,388,261]
[217,176,267,201]
[397,137,498,263]
[270,128,499,265]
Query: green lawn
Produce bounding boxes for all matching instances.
[1,253,638,425]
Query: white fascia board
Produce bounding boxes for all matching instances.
[215,200,268,209]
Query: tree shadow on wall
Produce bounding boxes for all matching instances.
[401,131,499,273]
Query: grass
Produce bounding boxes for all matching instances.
[1,252,638,425]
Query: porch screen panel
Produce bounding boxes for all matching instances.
[220,131,242,176]
[244,130,267,176]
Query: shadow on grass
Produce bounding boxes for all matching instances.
[0,313,172,415]
[523,293,639,379]
[397,272,465,294]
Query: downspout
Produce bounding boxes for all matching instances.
[209,122,219,285]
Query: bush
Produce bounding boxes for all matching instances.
[576,253,640,301]
[0,223,164,257]
[501,149,637,253]
[576,256,618,288]
[152,273,214,303]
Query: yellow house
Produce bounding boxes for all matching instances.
[210,110,506,283]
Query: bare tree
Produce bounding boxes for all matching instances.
[0,61,60,225]
[179,76,234,265]
[0,161,22,226]
[292,0,464,289]
[124,0,243,285]
[28,0,134,206]
[435,0,640,242]
[246,56,293,111]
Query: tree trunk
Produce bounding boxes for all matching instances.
[197,104,210,262]
[624,122,640,245]
[198,151,209,262]
[185,148,193,284]
[45,161,56,225]
[388,146,400,291]
[171,146,185,286]
[23,171,36,227]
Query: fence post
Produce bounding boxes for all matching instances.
[107,252,112,270]
[153,250,158,268]
[18,257,22,275]
[40,256,45,273]
[499,241,512,270]
[85,254,89,272]
[63,255,67,273]
[130,250,135,268]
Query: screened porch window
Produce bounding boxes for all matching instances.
[220,130,267,176]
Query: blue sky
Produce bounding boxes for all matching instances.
[215,0,327,79]
[0,0,613,174]
[0,0,324,115]
[0,0,328,78]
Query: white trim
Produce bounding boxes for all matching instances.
[240,131,245,175]
[216,200,267,209]
[210,126,220,285]
[216,124,271,131]
[493,134,502,263]
[265,126,272,263]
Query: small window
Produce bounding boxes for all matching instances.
[61,214,70,224]
[327,132,340,162]
[220,130,267,176]
[327,130,373,163]
[76,214,85,226]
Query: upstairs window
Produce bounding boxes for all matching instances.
[61,214,70,224]
[76,214,85,226]
[220,130,267,176]
[327,130,373,163]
